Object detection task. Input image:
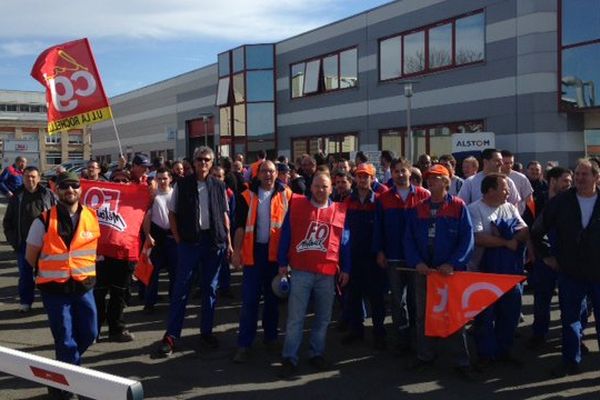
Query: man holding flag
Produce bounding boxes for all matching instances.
[404,164,476,379]
[467,173,529,367]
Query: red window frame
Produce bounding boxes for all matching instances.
[290,46,358,99]
[378,9,484,82]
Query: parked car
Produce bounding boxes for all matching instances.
[42,160,88,183]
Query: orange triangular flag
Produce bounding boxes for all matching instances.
[134,241,154,286]
[425,271,526,338]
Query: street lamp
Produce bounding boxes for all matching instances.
[399,80,419,164]
[199,113,213,147]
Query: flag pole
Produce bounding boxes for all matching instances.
[110,116,124,157]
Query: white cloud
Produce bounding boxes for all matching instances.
[0,0,346,42]
[0,41,47,57]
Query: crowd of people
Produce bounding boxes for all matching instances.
[2,145,600,398]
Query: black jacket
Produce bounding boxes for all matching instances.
[174,174,228,246]
[532,187,600,282]
[3,185,56,250]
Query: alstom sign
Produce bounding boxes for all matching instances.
[452,132,495,153]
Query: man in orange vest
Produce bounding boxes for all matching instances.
[231,160,292,363]
[25,171,100,399]
[277,171,351,379]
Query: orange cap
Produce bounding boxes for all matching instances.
[424,164,450,179]
[355,163,376,177]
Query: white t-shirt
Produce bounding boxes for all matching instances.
[256,188,274,244]
[26,210,81,247]
[577,193,598,228]
[508,170,534,214]
[457,172,521,207]
[467,200,526,270]
[151,188,173,230]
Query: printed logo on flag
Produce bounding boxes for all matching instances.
[83,187,127,232]
[296,221,329,252]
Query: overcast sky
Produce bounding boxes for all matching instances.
[0,0,391,96]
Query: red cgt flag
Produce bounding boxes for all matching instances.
[30,38,112,134]
[425,271,526,338]
[80,180,151,262]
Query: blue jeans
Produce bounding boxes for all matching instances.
[558,273,600,365]
[166,239,223,338]
[529,259,558,338]
[41,290,98,365]
[237,243,279,348]
[474,286,521,359]
[17,243,35,306]
[145,236,178,307]
[282,270,335,365]
[387,261,415,345]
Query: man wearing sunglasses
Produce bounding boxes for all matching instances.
[25,171,100,400]
[158,146,233,356]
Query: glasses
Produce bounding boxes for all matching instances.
[57,182,81,190]
[195,157,212,163]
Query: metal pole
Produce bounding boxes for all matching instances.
[203,118,208,147]
[406,94,412,164]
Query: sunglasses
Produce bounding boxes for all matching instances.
[57,182,81,190]
[195,157,212,163]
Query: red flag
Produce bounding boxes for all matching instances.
[134,241,154,286]
[30,38,112,134]
[80,180,151,262]
[425,271,525,338]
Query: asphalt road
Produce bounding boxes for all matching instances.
[0,200,599,399]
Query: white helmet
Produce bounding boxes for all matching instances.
[271,274,291,299]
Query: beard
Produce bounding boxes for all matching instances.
[59,193,80,206]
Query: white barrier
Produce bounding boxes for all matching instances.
[0,345,143,399]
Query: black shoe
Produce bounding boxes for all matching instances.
[109,330,135,343]
[496,353,524,368]
[526,335,546,350]
[341,332,364,346]
[47,387,77,399]
[200,333,219,349]
[278,358,297,379]
[373,335,387,351]
[408,358,435,372]
[143,304,155,314]
[309,355,329,371]
[158,334,175,357]
[455,366,482,382]
[551,362,581,378]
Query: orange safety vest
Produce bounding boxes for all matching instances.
[241,186,292,265]
[36,206,100,285]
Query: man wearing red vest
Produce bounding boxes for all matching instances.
[25,171,100,400]
[277,171,351,379]
[231,160,292,363]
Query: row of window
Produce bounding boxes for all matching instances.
[290,120,483,164]
[44,134,83,145]
[46,151,83,165]
[289,10,484,98]
[0,104,47,113]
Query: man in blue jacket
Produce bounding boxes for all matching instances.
[373,157,429,353]
[0,156,26,198]
[404,164,475,379]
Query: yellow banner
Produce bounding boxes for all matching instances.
[47,106,113,134]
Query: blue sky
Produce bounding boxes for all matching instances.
[0,0,391,97]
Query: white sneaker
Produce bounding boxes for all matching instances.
[18,304,31,313]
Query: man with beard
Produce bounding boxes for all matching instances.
[25,171,100,400]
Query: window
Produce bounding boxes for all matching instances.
[233,73,245,103]
[68,134,83,144]
[379,10,484,81]
[0,104,6,111]
[380,120,484,158]
[69,151,84,160]
[246,45,274,69]
[247,103,274,137]
[246,70,274,102]
[18,105,30,112]
[216,77,230,106]
[220,107,232,136]
[233,47,244,73]
[30,105,42,113]
[560,0,600,109]
[218,52,230,77]
[291,47,358,98]
[6,104,17,112]
[291,133,358,163]
[46,152,62,165]
[233,104,246,136]
[45,134,61,144]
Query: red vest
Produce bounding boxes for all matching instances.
[288,195,347,276]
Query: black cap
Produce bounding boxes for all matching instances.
[277,163,290,173]
[132,153,151,167]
